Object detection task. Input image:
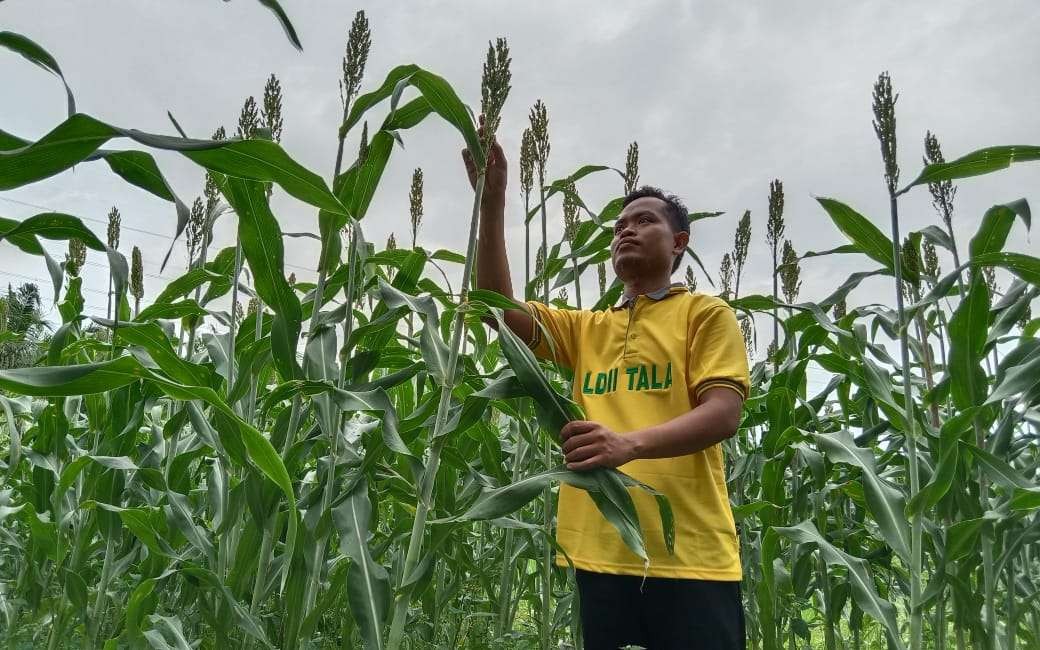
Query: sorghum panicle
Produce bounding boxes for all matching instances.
[341,10,371,108]
[872,71,900,195]
[480,37,512,151]
[780,239,802,304]
[624,141,639,195]
[409,168,424,248]
[107,206,121,250]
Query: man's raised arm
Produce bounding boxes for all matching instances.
[462,136,535,345]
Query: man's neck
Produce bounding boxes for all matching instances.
[623,275,673,298]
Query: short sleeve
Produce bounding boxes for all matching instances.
[523,301,583,369]
[686,304,751,403]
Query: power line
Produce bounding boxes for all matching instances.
[0,195,177,241]
[0,270,110,297]
[0,195,319,274]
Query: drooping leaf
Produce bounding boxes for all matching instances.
[811,430,911,564]
[253,0,303,51]
[0,31,75,116]
[0,213,106,250]
[0,114,346,216]
[900,145,1040,193]
[774,520,906,650]
[222,177,302,380]
[815,197,909,280]
[331,479,390,650]
[946,276,990,409]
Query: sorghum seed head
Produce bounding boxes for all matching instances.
[519,127,536,198]
[237,96,260,140]
[780,239,802,304]
[529,100,550,179]
[872,71,900,195]
[341,10,372,108]
[130,246,144,300]
[66,238,86,278]
[262,74,284,143]
[107,206,121,250]
[624,142,639,195]
[766,179,785,251]
[480,37,512,150]
[410,168,424,247]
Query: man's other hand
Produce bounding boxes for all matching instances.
[560,420,638,471]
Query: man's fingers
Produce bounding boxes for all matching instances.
[564,444,598,463]
[561,432,598,455]
[560,420,596,440]
[567,456,602,472]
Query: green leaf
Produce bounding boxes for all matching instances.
[0,114,347,216]
[900,145,1040,193]
[63,568,88,613]
[135,300,207,323]
[179,566,272,647]
[0,212,106,250]
[816,197,904,279]
[223,177,302,380]
[408,70,484,171]
[959,440,1038,490]
[973,252,1040,286]
[254,0,303,51]
[969,200,1031,260]
[0,356,145,396]
[331,479,390,650]
[468,289,522,311]
[774,520,906,650]
[985,350,1040,404]
[0,216,44,255]
[907,412,970,514]
[457,468,575,520]
[56,455,137,498]
[490,307,579,435]
[945,518,985,562]
[343,65,421,137]
[811,430,911,564]
[0,31,75,116]
[947,276,990,409]
[1,356,299,573]
[93,149,191,269]
[153,269,226,306]
[287,381,419,471]
[110,321,213,386]
[1010,488,1040,511]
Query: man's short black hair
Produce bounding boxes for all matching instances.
[621,185,689,272]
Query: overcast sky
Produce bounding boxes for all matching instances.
[2,1,1038,363]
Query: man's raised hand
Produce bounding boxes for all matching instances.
[462,115,508,210]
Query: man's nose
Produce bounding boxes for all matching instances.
[615,224,635,240]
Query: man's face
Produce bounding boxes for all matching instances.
[610,197,687,281]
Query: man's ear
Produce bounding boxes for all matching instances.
[673,230,690,256]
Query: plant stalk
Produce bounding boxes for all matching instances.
[536,178,553,650]
[386,174,486,650]
[888,194,923,650]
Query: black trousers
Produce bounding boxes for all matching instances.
[574,569,745,650]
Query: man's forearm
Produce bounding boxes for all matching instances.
[476,201,514,299]
[628,389,743,460]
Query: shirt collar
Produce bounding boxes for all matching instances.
[613,282,686,310]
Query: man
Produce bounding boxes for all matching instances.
[463,135,749,650]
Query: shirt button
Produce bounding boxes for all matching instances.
[630,333,638,339]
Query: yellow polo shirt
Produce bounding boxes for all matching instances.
[525,284,749,579]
